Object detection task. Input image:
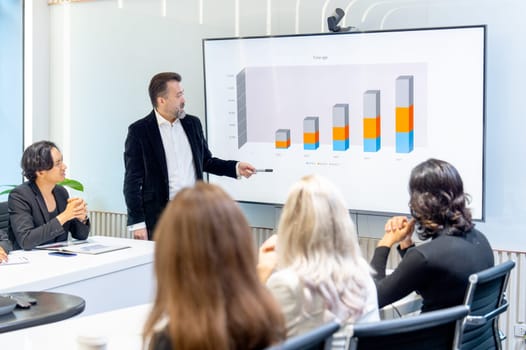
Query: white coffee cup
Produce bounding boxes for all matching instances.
[77,334,108,350]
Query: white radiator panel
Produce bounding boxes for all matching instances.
[88,210,130,239]
[494,249,526,350]
[252,226,274,248]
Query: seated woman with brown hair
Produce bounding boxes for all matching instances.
[143,181,285,350]
[372,158,494,312]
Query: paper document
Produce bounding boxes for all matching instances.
[36,240,88,249]
[36,240,130,255]
[0,255,30,266]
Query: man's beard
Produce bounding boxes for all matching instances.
[176,105,186,119]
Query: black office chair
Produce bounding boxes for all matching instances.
[264,321,341,350]
[0,201,8,232]
[461,260,515,350]
[348,305,469,350]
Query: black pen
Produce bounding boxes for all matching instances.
[255,169,273,173]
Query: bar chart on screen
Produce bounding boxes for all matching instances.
[235,65,423,154]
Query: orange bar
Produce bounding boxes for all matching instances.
[332,126,349,141]
[396,105,414,132]
[364,117,380,139]
[303,132,319,144]
[275,140,290,148]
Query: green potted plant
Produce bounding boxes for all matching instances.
[0,179,84,195]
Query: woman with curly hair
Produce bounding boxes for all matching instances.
[372,158,494,312]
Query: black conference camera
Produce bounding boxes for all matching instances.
[327,8,353,32]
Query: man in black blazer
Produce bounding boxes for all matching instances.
[123,72,255,240]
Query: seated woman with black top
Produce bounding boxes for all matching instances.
[8,141,90,250]
[371,158,494,312]
[143,182,285,350]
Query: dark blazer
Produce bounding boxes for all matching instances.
[7,182,90,250]
[123,111,237,238]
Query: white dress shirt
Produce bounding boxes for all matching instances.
[154,109,196,199]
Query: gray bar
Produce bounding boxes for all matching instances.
[333,104,349,127]
[303,117,319,133]
[275,129,290,141]
[236,69,248,148]
[396,75,414,107]
[364,90,380,118]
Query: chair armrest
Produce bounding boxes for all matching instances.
[465,301,509,326]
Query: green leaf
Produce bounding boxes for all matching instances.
[0,185,17,196]
[1,179,84,194]
[59,179,84,192]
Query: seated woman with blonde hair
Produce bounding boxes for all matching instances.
[143,181,285,350]
[257,174,379,338]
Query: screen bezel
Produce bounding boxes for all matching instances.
[202,25,486,221]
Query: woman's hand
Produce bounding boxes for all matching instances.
[0,247,8,263]
[378,216,415,248]
[57,197,88,225]
[257,234,278,283]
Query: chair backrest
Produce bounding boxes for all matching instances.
[348,305,469,350]
[264,321,341,350]
[461,260,515,350]
[0,201,8,232]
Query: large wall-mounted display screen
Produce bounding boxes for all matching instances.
[203,26,485,219]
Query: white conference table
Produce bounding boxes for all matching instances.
[0,293,420,349]
[0,236,155,316]
[0,296,424,349]
[0,303,151,349]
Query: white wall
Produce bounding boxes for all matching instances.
[31,0,526,251]
[0,0,23,197]
[24,0,50,146]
